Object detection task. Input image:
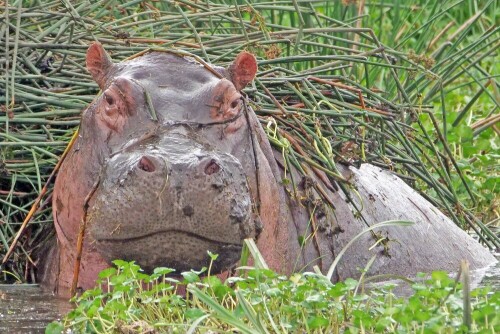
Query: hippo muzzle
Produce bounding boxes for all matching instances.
[88,134,255,273]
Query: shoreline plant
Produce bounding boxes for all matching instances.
[47,250,499,333]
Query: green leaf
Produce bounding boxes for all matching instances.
[153,267,176,276]
[203,275,222,287]
[307,316,329,329]
[112,259,129,269]
[456,125,473,142]
[188,286,259,334]
[45,322,64,334]
[182,271,201,283]
[265,287,281,297]
[431,271,449,281]
[98,267,117,279]
[375,317,393,331]
[298,235,306,246]
[110,274,127,286]
[185,308,206,320]
[207,250,219,261]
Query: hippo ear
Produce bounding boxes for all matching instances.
[228,51,258,91]
[86,42,114,89]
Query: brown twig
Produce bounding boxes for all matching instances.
[256,79,288,116]
[309,76,392,115]
[70,176,100,297]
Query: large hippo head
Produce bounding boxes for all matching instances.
[52,43,275,279]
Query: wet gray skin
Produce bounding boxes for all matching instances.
[88,132,253,273]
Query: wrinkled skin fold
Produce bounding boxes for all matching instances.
[39,43,496,296]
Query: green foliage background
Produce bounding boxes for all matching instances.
[0,0,498,281]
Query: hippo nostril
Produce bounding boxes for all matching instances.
[204,159,220,175]
[138,156,156,172]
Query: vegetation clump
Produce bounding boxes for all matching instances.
[47,258,499,333]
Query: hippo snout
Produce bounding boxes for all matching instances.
[87,135,255,273]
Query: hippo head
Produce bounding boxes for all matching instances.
[67,43,262,273]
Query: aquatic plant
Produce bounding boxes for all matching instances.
[47,251,499,333]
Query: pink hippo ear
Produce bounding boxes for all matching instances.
[228,51,258,91]
[86,42,114,89]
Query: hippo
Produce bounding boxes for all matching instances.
[38,43,495,296]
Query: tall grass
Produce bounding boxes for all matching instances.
[1,0,498,283]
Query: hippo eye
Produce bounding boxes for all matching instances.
[104,93,114,105]
[230,99,240,109]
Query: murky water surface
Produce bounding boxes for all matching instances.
[0,284,71,333]
[1,257,498,333]
[474,254,500,291]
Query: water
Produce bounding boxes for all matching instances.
[0,258,498,333]
[0,284,71,334]
[473,254,500,291]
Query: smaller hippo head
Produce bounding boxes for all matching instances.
[68,43,262,274]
